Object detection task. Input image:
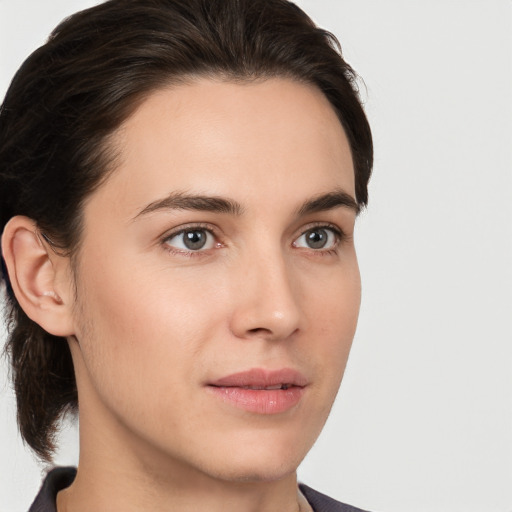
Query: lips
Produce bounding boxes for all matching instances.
[206,368,307,414]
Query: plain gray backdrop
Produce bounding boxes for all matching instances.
[1,1,511,511]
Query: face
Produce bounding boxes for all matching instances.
[68,78,361,483]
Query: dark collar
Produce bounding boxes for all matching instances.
[299,483,370,512]
[29,467,76,512]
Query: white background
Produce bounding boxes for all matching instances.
[1,1,511,511]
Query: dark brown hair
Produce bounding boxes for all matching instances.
[0,0,373,460]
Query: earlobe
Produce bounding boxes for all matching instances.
[1,216,75,337]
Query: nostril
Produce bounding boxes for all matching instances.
[247,327,272,335]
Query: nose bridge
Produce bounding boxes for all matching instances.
[230,240,302,340]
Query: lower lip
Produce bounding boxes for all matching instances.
[206,386,305,414]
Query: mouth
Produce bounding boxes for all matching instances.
[232,384,292,390]
[206,368,307,414]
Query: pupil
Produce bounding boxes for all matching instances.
[306,229,327,249]
[184,230,206,250]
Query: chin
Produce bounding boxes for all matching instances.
[195,435,310,484]
[208,458,301,484]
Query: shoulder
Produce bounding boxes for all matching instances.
[28,467,76,512]
[299,483,371,512]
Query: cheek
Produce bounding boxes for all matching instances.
[305,259,361,374]
[70,268,229,447]
[71,257,226,399]
[308,254,360,324]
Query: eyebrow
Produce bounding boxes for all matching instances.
[133,188,359,221]
[133,191,244,219]
[296,189,360,216]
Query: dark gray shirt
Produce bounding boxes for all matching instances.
[28,467,369,512]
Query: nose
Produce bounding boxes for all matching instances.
[229,251,302,341]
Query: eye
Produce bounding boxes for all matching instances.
[164,228,216,252]
[293,226,339,250]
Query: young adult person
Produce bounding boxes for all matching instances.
[0,0,373,510]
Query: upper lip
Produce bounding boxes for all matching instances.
[208,368,308,389]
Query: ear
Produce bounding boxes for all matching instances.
[1,216,75,337]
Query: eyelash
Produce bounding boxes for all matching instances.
[160,222,346,258]
[293,222,345,256]
[161,223,220,257]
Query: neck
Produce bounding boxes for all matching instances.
[57,460,303,512]
[58,406,303,512]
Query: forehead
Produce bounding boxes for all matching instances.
[86,78,355,218]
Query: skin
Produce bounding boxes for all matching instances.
[5,78,361,512]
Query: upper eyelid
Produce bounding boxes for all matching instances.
[161,221,343,235]
[296,222,345,238]
[293,224,344,247]
[160,225,220,256]
[161,222,219,240]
